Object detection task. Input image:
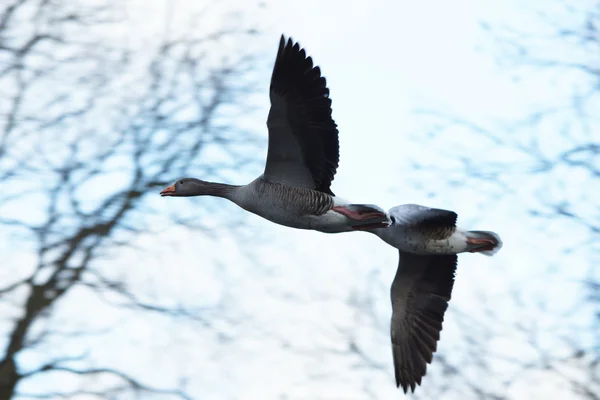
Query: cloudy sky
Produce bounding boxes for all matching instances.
[5,0,596,399]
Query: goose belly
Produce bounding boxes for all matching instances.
[379,226,469,254]
[256,208,350,232]
[234,179,348,232]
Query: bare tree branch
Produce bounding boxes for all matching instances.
[0,0,262,398]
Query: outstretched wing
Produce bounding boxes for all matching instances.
[390,251,457,393]
[264,35,339,195]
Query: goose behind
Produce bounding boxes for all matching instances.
[370,204,502,393]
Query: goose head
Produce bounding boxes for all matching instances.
[160,178,211,197]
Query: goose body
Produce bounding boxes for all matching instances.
[161,36,391,233]
[374,204,500,255]
[371,204,502,393]
[228,177,383,233]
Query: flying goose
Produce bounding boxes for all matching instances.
[160,35,391,233]
[371,204,502,393]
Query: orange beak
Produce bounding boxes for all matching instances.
[160,184,176,196]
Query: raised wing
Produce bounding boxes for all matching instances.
[390,251,457,393]
[264,35,339,195]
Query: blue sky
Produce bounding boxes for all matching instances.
[3,0,597,399]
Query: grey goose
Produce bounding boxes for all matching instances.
[161,36,391,233]
[371,204,502,393]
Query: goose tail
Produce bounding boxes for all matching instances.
[465,230,503,256]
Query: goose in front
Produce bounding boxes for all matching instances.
[371,204,502,393]
[160,35,390,233]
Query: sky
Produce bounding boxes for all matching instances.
[2,0,597,399]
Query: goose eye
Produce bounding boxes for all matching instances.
[179,180,184,185]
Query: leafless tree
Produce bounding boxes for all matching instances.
[0,0,261,398]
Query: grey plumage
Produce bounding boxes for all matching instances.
[242,178,333,216]
[377,204,460,254]
[160,36,391,233]
[390,252,457,393]
[389,204,457,240]
[371,204,502,393]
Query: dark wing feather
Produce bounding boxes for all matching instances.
[264,35,339,195]
[390,251,457,393]
[388,204,457,240]
[390,204,457,229]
